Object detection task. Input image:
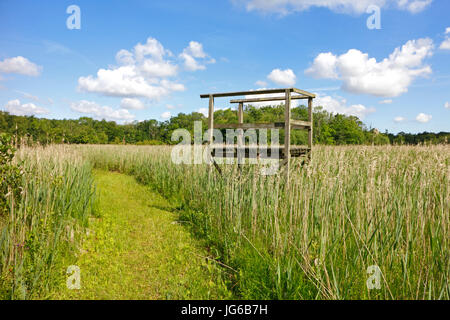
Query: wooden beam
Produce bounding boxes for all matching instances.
[238,102,244,124]
[230,95,309,104]
[210,145,309,159]
[284,89,291,177]
[308,97,313,154]
[214,122,285,129]
[208,95,214,144]
[292,88,316,98]
[291,120,311,129]
[200,88,292,99]
[237,102,244,165]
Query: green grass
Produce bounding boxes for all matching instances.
[3,144,449,300]
[52,170,231,299]
[82,144,450,300]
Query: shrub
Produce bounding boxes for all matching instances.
[0,134,23,217]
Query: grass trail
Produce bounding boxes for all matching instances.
[54,170,231,299]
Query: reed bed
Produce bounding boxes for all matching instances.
[0,145,96,299]
[81,144,449,300]
[1,144,448,299]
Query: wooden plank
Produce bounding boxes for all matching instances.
[230,95,309,104]
[292,88,316,98]
[210,145,310,159]
[200,88,294,98]
[214,122,285,129]
[291,120,311,129]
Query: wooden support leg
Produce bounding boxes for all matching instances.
[237,102,244,171]
[284,89,291,183]
[308,97,313,163]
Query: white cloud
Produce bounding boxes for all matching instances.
[233,0,432,15]
[441,39,450,50]
[267,68,296,86]
[379,99,393,104]
[78,65,184,100]
[313,95,375,119]
[0,56,42,76]
[444,102,450,109]
[255,80,268,87]
[197,107,208,116]
[161,111,172,119]
[305,52,338,79]
[166,104,176,110]
[439,27,450,50]
[2,99,48,116]
[397,0,432,14]
[394,116,406,123]
[305,38,433,97]
[415,112,432,123]
[179,41,215,71]
[71,100,135,121]
[15,90,39,102]
[78,37,192,100]
[120,98,146,110]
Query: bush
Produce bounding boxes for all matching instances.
[0,134,23,216]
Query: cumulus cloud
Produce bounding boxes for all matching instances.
[444,102,449,109]
[439,27,450,50]
[267,68,296,86]
[15,90,39,102]
[79,37,213,100]
[161,111,172,119]
[197,108,208,116]
[313,95,375,119]
[2,99,48,116]
[120,98,146,110]
[305,38,433,97]
[415,112,432,123]
[305,53,338,79]
[255,80,268,87]
[0,56,42,76]
[397,0,433,14]
[71,100,135,121]
[233,0,432,15]
[394,116,406,123]
[179,41,215,71]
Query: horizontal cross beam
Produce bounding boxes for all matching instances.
[200,88,315,99]
[229,95,309,104]
[213,121,311,130]
[210,145,310,159]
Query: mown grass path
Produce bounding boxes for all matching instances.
[55,170,230,299]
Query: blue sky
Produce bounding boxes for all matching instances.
[0,0,449,133]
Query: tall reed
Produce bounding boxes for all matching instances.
[0,145,96,299]
[82,144,449,299]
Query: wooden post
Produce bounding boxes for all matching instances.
[284,89,291,179]
[208,94,214,144]
[237,102,244,167]
[308,97,313,160]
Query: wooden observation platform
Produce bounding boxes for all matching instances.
[200,88,315,175]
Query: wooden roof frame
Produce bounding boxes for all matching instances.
[200,88,315,178]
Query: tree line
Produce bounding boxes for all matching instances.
[0,104,448,146]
